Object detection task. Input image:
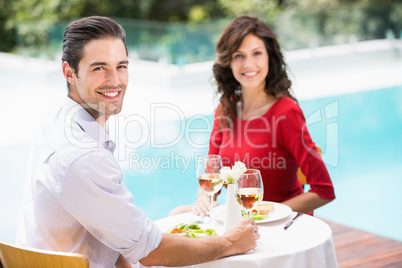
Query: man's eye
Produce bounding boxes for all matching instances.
[118,65,128,69]
[94,67,103,71]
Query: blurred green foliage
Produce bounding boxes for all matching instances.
[1,0,401,63]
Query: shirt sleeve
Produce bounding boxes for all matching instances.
[277,100,335,200]
[58,148,162,264]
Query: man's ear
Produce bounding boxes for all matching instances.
[62,61,75,86]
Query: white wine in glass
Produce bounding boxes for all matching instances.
[235,169,264,219]
[198,173,223,195]
[196,155,224,217]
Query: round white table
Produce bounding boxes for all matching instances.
[151,211,338,268]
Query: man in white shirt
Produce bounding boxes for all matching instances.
[16,16,259,268]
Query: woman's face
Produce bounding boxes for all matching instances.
[230,34,269,92]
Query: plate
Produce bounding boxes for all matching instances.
[210,201,292,224]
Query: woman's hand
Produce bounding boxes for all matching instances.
[192,189,219,216]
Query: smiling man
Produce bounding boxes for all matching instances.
[63,37,128,127]
[16,16,259,268]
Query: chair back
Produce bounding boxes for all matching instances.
[0,239,89,268]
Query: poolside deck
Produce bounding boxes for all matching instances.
[322,219,402,267]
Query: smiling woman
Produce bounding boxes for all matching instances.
[230,34,269,97]
[167,15,335,217]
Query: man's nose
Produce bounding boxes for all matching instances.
[106,69,120,87]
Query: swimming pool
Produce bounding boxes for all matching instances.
[120,85,402,242]
[0,50,400,243]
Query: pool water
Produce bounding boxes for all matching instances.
[299,86,402,241]
[121,85,402,242]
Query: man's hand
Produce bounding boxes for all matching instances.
[139,217,259,267]
[222,218,259,255]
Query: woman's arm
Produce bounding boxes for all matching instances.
[277,100,335,212]
[281,191,333,213]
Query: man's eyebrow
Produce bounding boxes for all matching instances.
[89,60,129,67]
[89,61,108,67]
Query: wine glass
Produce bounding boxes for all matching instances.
[235,169,264,219]
[196,155,224,219]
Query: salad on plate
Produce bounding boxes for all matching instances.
[166,222,218,238]
[242,202,274,221]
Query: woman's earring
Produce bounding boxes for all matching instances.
[235,86,241,95]
[235,86,243,119]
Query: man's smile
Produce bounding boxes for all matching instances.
[97,90,123,100]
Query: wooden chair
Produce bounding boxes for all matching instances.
[297,146,322,191]
[0,239,89,268]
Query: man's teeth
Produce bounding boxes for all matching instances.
[244,72,257,76]
[102,92,118,97]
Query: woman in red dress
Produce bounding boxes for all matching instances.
[171,16,335,216]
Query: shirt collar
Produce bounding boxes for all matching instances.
[62,98,115,153]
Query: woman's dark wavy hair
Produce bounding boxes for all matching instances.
[62,16,127,90]
[213,15,295,125]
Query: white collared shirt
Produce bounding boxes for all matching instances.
[17,98,162,268]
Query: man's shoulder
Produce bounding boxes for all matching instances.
[40,110,104,167]
[56,143,103,164]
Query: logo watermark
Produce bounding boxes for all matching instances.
[302,100,339,167]
[64,100,340,173]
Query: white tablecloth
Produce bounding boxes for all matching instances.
[150,211,338,268]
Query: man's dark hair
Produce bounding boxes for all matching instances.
[62,16,127,89]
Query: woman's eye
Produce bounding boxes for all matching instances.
[254,51,262,56]
[233,54,243,59]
